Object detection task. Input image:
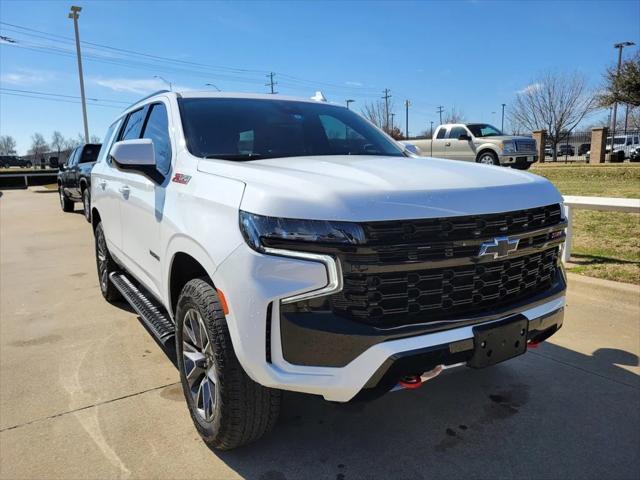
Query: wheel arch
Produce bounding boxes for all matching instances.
[91,208,101,231]
[476,148,499,163]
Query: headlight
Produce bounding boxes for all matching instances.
[239,211,366,252]
[501,141,516,154]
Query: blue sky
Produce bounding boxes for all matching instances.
[1,0,639,154]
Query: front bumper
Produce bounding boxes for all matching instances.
[213,243,566,403]
[499,154,538,165]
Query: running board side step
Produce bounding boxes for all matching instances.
[110,272,175,344]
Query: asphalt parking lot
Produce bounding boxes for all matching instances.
[1,188,639,480]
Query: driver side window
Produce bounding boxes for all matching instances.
[448,127,467,139]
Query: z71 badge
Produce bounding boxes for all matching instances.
[171,173,192,185]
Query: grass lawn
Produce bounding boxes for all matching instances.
[531,163,640,284]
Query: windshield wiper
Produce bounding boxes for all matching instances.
[203,153,266,161]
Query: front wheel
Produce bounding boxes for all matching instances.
[82,188,92,223]
[58,185,74,212]
[477,151,499,166]
[94,222,122,303]
[176,278,281,450]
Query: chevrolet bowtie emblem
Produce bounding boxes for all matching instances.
[478,236,519,259]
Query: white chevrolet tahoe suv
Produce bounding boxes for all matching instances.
[92,91,567,450]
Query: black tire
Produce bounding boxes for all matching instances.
[476,151,499,166]
[58,185,74,212]
[176,278,281,450]
[94,222,122,303]
[82,188,92,223]
[26,161,32,168]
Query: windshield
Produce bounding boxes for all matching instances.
[79,144,101,163]
[466,124,503,137]
[178,98,405,160]
[606,138,626,146]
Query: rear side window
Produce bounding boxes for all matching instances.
[121,108,146,141]
[448,127,466,139]
[436,128,447,139]
[141,103,172,175]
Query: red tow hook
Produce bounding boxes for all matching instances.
[528,339,542,348]
[398,375,423,389]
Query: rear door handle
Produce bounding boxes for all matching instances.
[445,142,451,147]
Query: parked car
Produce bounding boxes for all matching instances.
[402,123,538,169]
[544,144,554,157]
[57,143,101,222]
[578,143,591,156]
[630,146,640,162]
[606,134,640,159]
[92,91,566,450]
[557,144,575,156]
[0,155,33,168]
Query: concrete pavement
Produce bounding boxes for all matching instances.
[1,188,638,480]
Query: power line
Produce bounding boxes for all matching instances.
[436,106,445,124]
[0,91,122,109]
[0,87,129,104]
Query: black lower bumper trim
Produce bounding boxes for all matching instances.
[280,270,566,368]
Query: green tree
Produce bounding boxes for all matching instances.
[599,52,640,107]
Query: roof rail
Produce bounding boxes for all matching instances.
[122,89,171,111]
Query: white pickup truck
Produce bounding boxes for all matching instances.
[404,123,538,169]
[91,92,566,449]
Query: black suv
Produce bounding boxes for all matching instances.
[57,143,101,222]
[557,144,575,156]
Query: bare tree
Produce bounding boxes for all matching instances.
[0,135,17,155]
[90,134,101,143]
[442,107,466,124]
[509,71,596,161]
[64,134,82,150]
[51,131,65,157]
[28,133,49,158]
[361,99,397,134]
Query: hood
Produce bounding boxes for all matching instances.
[197,155,562,221]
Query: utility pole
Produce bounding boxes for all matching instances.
[346,99,355,109]
[382,89,391,131]
[68,6,89,144]
[265,72,277,94]
[501,103,506,132]
[436,106,444,125]
[390,113,395,131]
[404,100,411,139]
[611,41,635,156]
[430,121,434,157]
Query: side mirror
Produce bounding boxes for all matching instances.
[59,164,66,171]
[110,139,163,183]
[458,134,472,141]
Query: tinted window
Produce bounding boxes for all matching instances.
[121,108,146,141]
[467,124,502,137]
[97,120,123,164]
[66,148,79,166]
[179,98,404,160]
[78,144,101,163]
[142,103,172,175]
[436,127,447,139]
[448,127,467,139]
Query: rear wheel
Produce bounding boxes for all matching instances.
[176,278,281,450]
[58,185,74,212]
[94,222,122,303]
[82,188,92,223]
[477,151,499,166]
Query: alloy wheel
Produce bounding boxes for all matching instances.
[182,308,218,422]
[96,228,109,291]
[480,154,495,165]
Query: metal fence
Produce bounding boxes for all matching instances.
[543,131,592,163]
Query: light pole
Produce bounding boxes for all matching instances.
[346,99,355,109]
[154,75,172,91]
[68,6,89,144]
[430,121,434,157]
[611,41,635,157]
[404,100,411,139]
[501,103,506,132]
[205,83,221,91]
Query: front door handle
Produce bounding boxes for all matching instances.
[119,185,130,197]
[445,142,451,147]
[98,180,107,190]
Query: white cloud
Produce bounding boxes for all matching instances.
[518,83,543,94]
[345,81,363,87]
[0,68,55,85]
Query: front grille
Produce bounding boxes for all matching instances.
[331,248,559,328]
[516,140,536,152]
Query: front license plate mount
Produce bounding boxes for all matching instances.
[468,315,529,369]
